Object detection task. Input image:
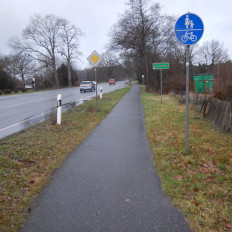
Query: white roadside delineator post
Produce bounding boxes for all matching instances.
[100,86,103,99]
[57,94,62,125]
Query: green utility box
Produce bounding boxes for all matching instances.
[193,74,214,93]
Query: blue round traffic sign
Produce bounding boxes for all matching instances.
[175,13,204,45]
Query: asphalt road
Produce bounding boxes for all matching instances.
[20,85,191,232]
[0,81,127,139]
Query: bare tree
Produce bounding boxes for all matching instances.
[110,0,158,86]
[197,40,229,77]
[110,0,178,90]
[199,40,228,66]
[58,19,83,87]
[198,41,210,65]
[3,53,34,81]
[0,54,3,69]
[11,14,63,87]
[209,40,228,65]
[100,51,119,78]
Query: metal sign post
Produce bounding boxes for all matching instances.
[175,13,204,153]
[87,50,102,111]
[160,69,163,103]
[153,63,169,103]
[186,45,190,153]
[95,68,98,109]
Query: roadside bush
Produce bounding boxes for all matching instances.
[3,89,12,95]
[0,89,2,95]
[213,62,232,101]
[170,75,186,95]
[213,81,232,101]
[13,88,19,93]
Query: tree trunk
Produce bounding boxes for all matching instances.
[67,59,72,87]
[52,59,59,87]
[54,70,59,87]
[21,72,25,82]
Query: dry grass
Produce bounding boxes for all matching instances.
[141,87,232,232]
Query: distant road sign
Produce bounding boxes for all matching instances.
[153,63,169,70]
[175,13,204,45]
[87,50,102,67]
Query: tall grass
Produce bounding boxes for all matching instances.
[141,87,232,232]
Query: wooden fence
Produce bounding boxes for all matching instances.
[191,94,232,133]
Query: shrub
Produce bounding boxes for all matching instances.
[0,90,2,95]
[213,82,232,101]
[213,62,232,101]
[13,88,19,93]
[3,89,12,95]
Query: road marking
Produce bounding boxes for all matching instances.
[0,97,56,110]
[0,89,74,110]
[0,109,54,132]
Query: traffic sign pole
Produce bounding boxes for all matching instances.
[186,45,190,153]
[95,68,98,110]
[160,69,163,103]
[175,13,204,153]
[153,63,169,103]
[87,50,102,111]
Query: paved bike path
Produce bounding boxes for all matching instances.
[21,85,191,232]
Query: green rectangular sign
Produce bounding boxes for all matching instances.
[153,63,169,70]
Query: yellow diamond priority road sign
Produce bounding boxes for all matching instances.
[87,50,102,67]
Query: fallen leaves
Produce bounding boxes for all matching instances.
[175,175,183,181]
[192,200,200,206]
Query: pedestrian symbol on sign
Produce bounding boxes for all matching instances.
[175,13,204,45]
[185,15,190,29]
[190,20,194,29]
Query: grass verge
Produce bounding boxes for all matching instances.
[141,87,232,232]
[0,87,130,232]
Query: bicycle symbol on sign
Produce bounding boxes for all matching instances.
[181,31,197,43]
[180,15,198,43]
[175,13,203,45]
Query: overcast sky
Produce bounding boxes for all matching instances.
[0,0,231,68]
